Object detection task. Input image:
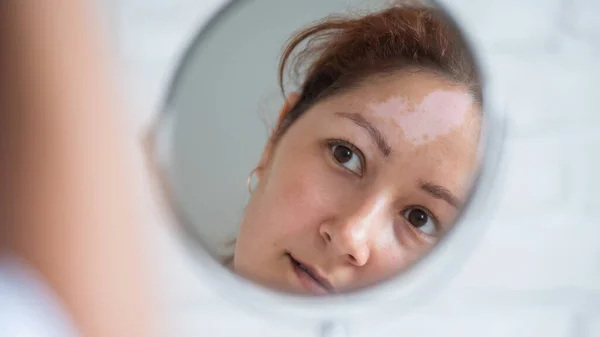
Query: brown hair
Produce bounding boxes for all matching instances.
[272,1,481,143]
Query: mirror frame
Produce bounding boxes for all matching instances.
[144,0,508,326]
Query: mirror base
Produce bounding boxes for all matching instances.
[321,321,347,337]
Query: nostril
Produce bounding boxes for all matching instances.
[324,232,332,242]
[347,254,357,264]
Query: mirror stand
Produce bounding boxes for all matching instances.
[320,321,347,337]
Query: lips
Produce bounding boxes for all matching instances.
[286,253,334,295]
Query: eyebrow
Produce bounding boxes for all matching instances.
[419,180,462,209]
[334,112,391,156]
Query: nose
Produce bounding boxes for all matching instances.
[319,198,386,266]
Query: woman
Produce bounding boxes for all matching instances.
[230,4,483,295]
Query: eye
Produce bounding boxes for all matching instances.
[402,207,438,236]
[329,141,363,175]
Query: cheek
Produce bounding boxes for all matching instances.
[254,146,343,237]
[369,225,431,279]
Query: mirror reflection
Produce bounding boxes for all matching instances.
[152,0,484,296]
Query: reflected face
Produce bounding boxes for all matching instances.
[233,71,481,295]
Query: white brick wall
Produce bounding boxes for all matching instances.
[583,312,600,337]
[353,308,578,337]
[116,0,600,336]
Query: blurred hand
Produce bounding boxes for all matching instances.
[0,2,157,336]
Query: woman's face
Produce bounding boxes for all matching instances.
[234,71,481,295]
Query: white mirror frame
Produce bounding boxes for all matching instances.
[146,0,507,328]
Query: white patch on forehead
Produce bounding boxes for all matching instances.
[368,90,473,146]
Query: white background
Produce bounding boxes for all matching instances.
[112,0,600,336]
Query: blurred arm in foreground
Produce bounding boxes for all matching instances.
[0,1,157,337]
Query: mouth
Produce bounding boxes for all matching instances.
[286,253,334,295]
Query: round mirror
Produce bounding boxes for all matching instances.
[145,0,506,329]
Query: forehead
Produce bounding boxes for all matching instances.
[374,70,459,96]
[316,71,481,145]
[327,70,477,116]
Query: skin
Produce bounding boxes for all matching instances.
[0,1,157,336]
[233,70,481,295]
